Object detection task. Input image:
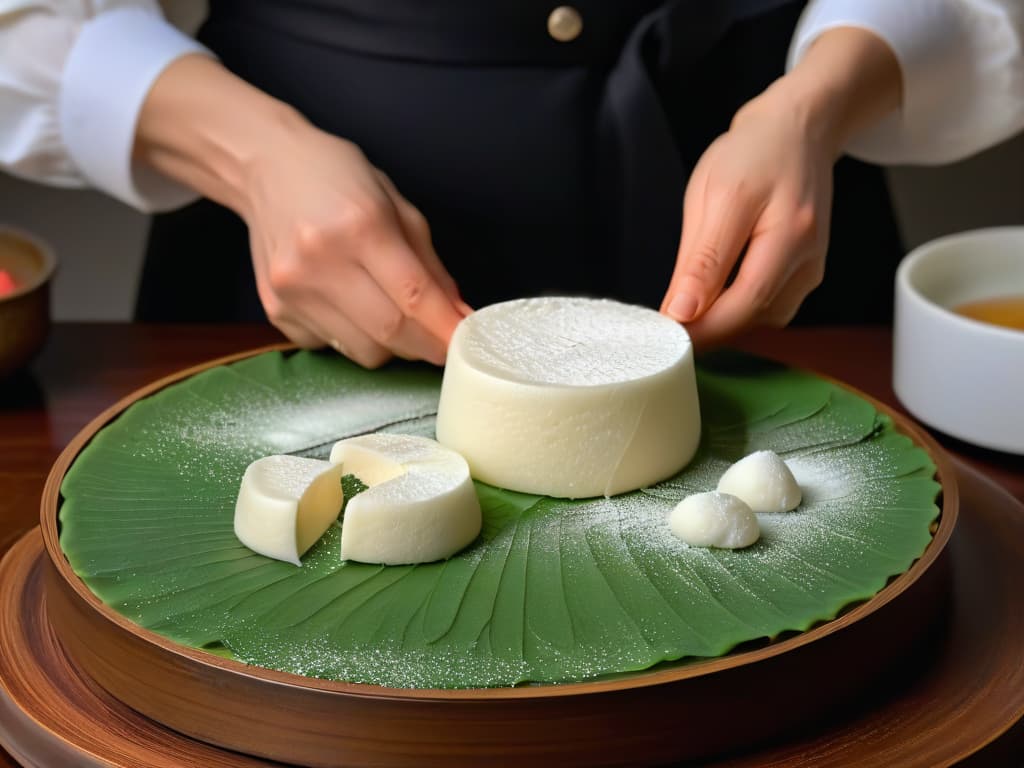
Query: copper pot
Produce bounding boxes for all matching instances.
[0,228,57,378]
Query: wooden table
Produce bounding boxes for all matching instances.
[1,323,1022,767]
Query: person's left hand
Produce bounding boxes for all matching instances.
[660,85,834,348]
[660,27,903,348]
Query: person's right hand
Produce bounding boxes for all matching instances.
[243,126,469,367]
[136,55,468,368]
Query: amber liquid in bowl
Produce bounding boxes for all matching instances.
[953,296,1024,332]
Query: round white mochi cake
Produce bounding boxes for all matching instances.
[435,297,700,498]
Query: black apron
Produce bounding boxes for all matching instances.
[137,0,903,324]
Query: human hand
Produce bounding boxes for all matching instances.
[660,86,834,347]
[660,27,902,347]
[136,55,468,368]
[244,127,469,367]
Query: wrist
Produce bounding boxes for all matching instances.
[733,75,846,161]
[135,55,311,218]
[737,27,902,160]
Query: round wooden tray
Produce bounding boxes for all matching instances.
[4,463,1023,766]
[15,349,968,766]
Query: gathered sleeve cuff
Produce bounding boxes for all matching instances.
[0,2,211,211]
[788,0,1024,165]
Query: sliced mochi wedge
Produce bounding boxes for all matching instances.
[234,455,346,565]
[669,491,760,549]
[717,450,802,513]
[329,434,481,565]
[435,297,701,498]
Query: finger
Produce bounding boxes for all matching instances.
[663,176,762,324]
[393,205,472,317]
[362,238,466,348]
[272,316,324,349]
[297,303,393,369]
[375,172,469,312]
[253,268,325,349]
[683,226,804,349]
[325,265,449,365]
[762,259,824,327]
[278,275,394,367]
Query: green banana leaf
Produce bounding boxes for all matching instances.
[59,350,940,689]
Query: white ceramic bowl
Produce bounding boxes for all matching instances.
[894,227,1024,454]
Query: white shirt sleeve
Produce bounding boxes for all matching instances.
[788,0,1024,165]
[0,1,211,211]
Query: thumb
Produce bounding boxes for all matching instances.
[661,182,760,324]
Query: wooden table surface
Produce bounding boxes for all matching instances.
[1,323,1022,767]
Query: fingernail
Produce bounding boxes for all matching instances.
[668,293,698,322]
[329,338,350,358]
[456,300,474,317]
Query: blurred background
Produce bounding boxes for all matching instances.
[2,133,1023,321]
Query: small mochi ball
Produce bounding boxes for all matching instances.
[669,491,760,549]
[717,450,802,513]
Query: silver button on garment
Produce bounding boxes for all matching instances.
[547,6,583,43]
